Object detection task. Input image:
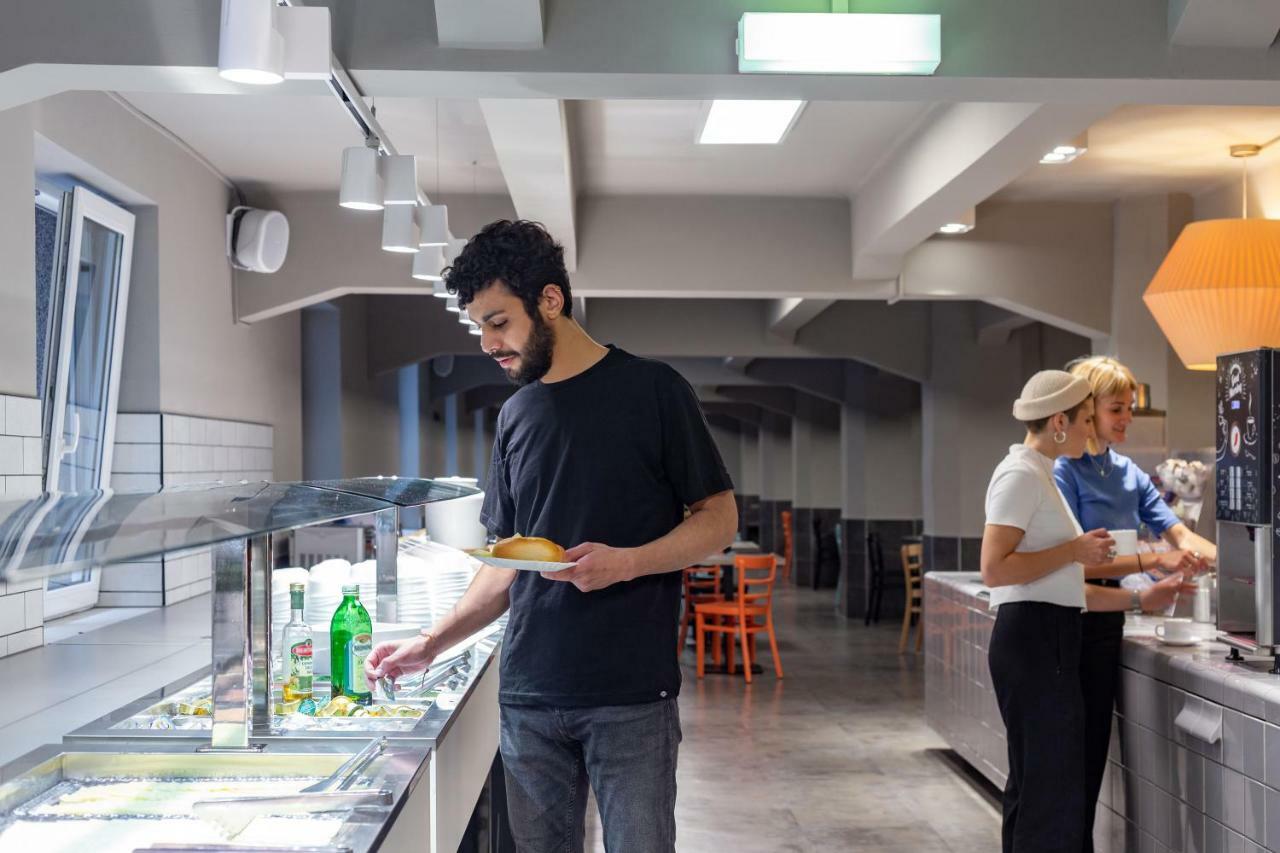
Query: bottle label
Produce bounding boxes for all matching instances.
[347,633,373,695]
[289,640,313,695]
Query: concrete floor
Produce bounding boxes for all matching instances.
[586,584,1004,852]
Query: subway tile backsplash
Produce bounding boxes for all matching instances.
[0,403,275,659]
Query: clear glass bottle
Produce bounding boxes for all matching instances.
[281,582,313,703]
[330,584,373,705]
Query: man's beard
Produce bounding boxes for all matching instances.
[501,312,555,386]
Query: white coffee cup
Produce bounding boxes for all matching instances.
[1109,529,1138,558]
[1155,618,1198,644]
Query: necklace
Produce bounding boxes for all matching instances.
[1090,450,1114,479]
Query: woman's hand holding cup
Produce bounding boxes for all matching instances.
[1072,529,1116,567]
[1153,549,1210,577]
[1138,572,1198,613]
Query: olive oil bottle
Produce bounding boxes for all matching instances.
[281,583,314,702]
[330,584,373,704]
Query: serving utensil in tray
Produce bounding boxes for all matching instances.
[192,788,392,840]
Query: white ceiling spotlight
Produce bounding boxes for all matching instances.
[411,244,447,281]
[381,204,420,253]
[432,281,451,298]
[468,325,483,336]
[381,154,419,206]
[937,207,976,235]
[217,0,330,85]
[338,144,383,211]
[417,205,449,247]
[1040,132,1089,165]
[697,100,805,145]
[445,296,462,313]
[445,238,468,262]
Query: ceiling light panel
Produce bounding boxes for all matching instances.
[737,13,941,75]
[697,100,805,145]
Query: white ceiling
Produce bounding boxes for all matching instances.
[119,92,509,195]
[995,105,1280,202]
[572,99,937,197]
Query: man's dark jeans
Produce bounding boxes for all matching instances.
[500,698,681,853]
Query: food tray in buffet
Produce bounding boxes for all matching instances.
[0,740,433,853]
[65,627,501,746]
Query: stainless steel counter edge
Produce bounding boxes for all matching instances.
[926,571,1280,724]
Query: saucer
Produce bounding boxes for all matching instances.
[1158,636,1202,646]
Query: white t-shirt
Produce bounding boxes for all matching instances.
[984,444,1086,610]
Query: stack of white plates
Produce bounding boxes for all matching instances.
[270,567,309,651]
[396,553,433,627]
[350,559,379,610]
[306,558,352,631]
[395,540,476,630]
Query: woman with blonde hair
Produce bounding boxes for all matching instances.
[1054,355,1216,851]
[982,370,1186,853]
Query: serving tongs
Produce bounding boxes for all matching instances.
[378,649,472,702]
[303,736,388,792]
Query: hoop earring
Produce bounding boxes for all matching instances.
[1053,430,1068,445]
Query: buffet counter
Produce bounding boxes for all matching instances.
[925,571,1280,853]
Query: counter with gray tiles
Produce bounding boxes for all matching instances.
[924,570,1280,853]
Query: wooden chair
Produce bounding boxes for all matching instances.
[780,510,794,581]
[899,543,924,654]
[695,554,784,684]
[678,566,724,661]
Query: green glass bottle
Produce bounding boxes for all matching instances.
[330,584,373,705]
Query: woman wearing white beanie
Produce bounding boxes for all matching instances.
[981,370,1188,853]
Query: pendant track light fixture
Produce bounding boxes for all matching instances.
[445,296,462,313]
[381,204,420,254]
[468,325,483,336]
[382,154,419,206]
[412,245,447,281]
[339,144,383,211]
[432,281,451,298]
[217,0,330,85]
[418,205,449,247]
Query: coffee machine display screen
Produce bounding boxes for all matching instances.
[1216,350,1271,525]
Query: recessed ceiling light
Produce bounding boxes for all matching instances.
[697,100,805,145]
[736,13,941,75]
[937,207,976,235]
[1040,132,1088,165]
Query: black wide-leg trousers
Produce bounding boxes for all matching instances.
[989,601,1087,853]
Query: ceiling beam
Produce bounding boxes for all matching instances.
[850,102,1112,279]
[434,0,544,49]
[715,385,798,419]
[1168,0,1280,48]
[976,304,1037,347]
[700,402,764,428]
[479,99,577,270]
[767,298,836,343]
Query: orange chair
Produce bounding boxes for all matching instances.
[678,565,724,660]
[779,510,794,581]
[694,554,784,684]
[899,543,924,654]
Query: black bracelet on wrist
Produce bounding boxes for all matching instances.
[1137,553,1144,572]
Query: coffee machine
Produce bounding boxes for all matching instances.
[1215,348,1280,665]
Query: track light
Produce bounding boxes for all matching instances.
[445,296,461,313]
[432,281,450,298]
[382,155,419,206]
[445,238,468,262]
[339,145,383,211]
[412,245,446,281]
[468,325,483,336]
[217,0,330,85]
[381,205,420,253]
[417,205,449,247]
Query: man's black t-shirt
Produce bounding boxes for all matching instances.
[481,345,734,707]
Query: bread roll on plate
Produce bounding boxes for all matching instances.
[470,535,574,572]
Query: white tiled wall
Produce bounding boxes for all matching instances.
[107,412,274,607]
[0,394,44,657]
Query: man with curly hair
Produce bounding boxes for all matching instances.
[366,220,738,852]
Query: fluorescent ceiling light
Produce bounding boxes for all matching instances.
[381,155,419,206]
[412,245,446,281]
[381,205,420,253]
[937,207,976,235]
[737,13,941,75]
[339,146,383,211]
[697,100,805,145]
[418,205,449,247]
[1040,132,1088,165]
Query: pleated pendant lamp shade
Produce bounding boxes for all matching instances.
[1144,218,1280,370]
